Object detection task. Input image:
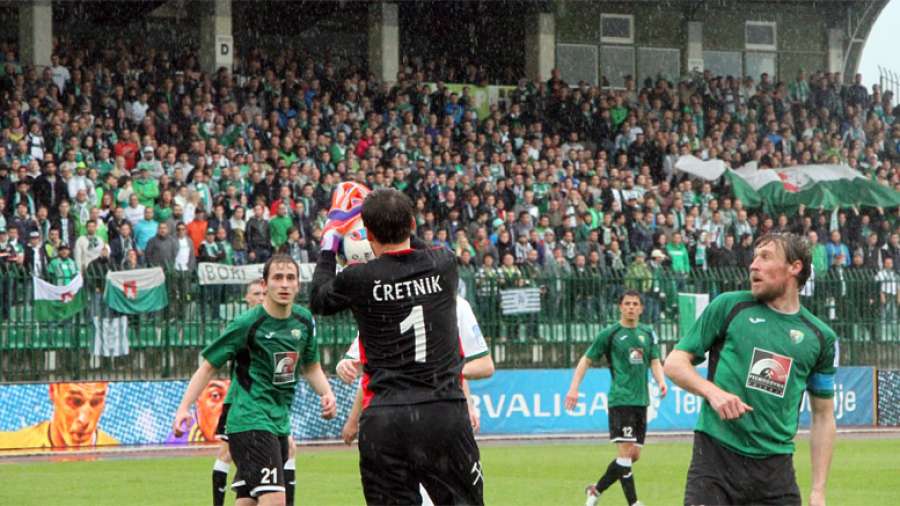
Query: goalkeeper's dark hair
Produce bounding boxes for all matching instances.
[362,188,415,244]
[753,232,812,288]
[262,254,300,282]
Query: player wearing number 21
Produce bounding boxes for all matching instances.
[174,255,337,506]
[311,188,484,506]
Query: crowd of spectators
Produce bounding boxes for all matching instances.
[1,38,900,316]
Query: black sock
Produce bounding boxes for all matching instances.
[212,469,228,506]
[620,470,638,505]
[595,459,629,494]
[284,458,296,506]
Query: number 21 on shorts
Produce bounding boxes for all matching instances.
[260,467,277,484]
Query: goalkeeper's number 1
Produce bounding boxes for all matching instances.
[400,305,427,363]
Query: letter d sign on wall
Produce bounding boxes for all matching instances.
[215,35,234,70]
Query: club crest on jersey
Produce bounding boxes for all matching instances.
[638,334,646,343]
[291,329,301,338]
[628,348,644,364]
[790,329,805,344]
[272,351,298,385]
[746,347,793,398]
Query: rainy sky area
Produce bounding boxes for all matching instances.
[860,0,900,88]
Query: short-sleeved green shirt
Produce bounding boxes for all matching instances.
[202,304,318,436]
[675,290,838,457]
[585,322,661,407]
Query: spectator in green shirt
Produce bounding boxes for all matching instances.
[47,244,78,285]
[808,230,829,277]
[666,232,691,274]
[269,203,293,250]
[133,166,160,208]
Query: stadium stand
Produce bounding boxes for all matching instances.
[3,36,900,380]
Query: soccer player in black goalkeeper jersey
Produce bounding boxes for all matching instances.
[311,188,483,506]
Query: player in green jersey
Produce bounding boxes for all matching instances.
[566,290,667,506]
[174,255,337,506]
[665,233,837,506]
[210,279,298,506]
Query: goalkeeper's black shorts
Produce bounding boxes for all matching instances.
[358,400,484,506]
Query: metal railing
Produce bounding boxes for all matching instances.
[1,266,899,382]
[878,65,900,98]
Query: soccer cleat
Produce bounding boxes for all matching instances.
[631,502,645,506]
[584,484,599,506]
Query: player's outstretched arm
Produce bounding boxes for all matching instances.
[463,355,495,380]
[309,250,352,315]
[650,358,668,398]
[564,356,592,410]
[302,362,337,419]
[172,360,218,436]
[664,350,752,420]
[809,395,836,506]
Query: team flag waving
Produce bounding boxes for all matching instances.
[675,155,900,213]
[33,274,86,321]
[105,267,168,314]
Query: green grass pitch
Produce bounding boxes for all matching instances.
[2,438,899,505]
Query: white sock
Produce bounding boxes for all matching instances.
[284,458,296,471]
[616,457,632,468]
[213,459,231,473]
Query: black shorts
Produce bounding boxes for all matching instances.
[358,400,484,506]
[684,431,800,506]
[229,430,290,500]
[608,406,647,445]
[214,403,230,441]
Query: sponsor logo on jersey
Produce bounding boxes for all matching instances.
[272,351,298,384]
[790,329,805,344]
[628,348,644,364]
[746,347,793,398]
[749,317,766,324]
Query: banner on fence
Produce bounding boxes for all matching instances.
[198,262,322,285]
[0,367,875,450]
[105,267,168,314]
[468,367,875,435]
[423,83,516,119]
[0,379,357,451]
[500,288,542,315]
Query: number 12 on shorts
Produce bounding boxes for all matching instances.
[400,305,427,363]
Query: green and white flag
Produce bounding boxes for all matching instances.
[675,155,900,213]
[678,293,709,338]
[500,287,542,315]
[34,273,86,321]
[105,267,168,314]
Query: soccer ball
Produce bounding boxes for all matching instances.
[339,217,374,266]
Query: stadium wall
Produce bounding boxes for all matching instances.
[0,367,879,451]
[555,1,839,80]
